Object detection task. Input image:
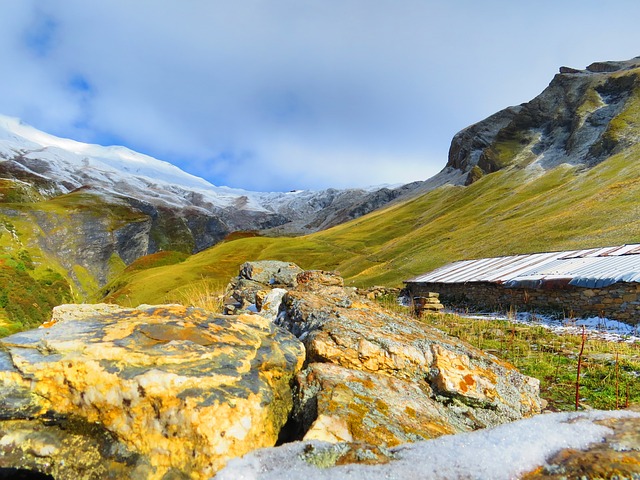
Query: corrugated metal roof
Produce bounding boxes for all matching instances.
[406,244,640,288]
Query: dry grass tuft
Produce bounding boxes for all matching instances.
[171,279,225,313]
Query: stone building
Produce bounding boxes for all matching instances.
[404,244,640,325]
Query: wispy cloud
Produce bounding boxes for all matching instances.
[2,1,640,191]
[23,9,58,58]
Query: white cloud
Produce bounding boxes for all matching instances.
[214,139,442,191]
[2,1,640,191]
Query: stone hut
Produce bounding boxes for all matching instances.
[404,244,640,325]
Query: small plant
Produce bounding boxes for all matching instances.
[575,326,586,410]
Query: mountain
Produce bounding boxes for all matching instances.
[0,114,421,236]
[3,56,640,330]
[100,56,640,306]
[0,117,420,272]
[444,56,640,185]
[0,115,421,333]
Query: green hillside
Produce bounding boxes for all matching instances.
[100,148,640,306]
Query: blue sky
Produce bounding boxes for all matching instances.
[2,1,640,192]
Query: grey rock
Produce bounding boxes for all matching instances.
[439,56,640,185]
[239,261,304,287]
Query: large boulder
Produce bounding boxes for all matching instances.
[223,261,304,314]
[0,304,305,479]
[225,263,543,447]
[239,260,303,287]
[283,271,541,428]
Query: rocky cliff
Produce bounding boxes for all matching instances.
[437,56,640,186]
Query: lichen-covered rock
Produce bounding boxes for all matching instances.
[295,269,345,289]
[294,363,470,447]
[522,412,640,479]
[0,304,306,479]
[281,278,542,426]
[225,264,543,441]
[0,416,145,479]
[239,260,303,287]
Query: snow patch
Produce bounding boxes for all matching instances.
[458,310,640,343]
[214,410,640,480]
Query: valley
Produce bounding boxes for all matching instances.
[99,58,640,306]
[2,58,640,331]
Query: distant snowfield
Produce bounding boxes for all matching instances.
[458,310,640,343]
[214,410,640,480]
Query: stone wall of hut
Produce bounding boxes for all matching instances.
[404,281,640,325]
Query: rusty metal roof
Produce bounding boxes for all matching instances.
[406,244,640,288]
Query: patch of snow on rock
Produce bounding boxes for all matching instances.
[214,410,640,480]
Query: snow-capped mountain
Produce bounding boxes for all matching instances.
[0,114,305,214]
[0,114,422,245]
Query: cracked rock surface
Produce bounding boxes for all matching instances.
[0,304,305,479]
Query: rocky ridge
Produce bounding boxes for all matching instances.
[435,56,640,186]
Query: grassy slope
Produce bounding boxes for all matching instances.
[0,189,149,332]
[102,148,640,306]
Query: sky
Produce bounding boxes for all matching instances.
[1,1,640,192]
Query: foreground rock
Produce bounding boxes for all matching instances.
[0,304,305,479]
[294,363,468,445]
[0,261,545,478]
[223,260,303,315]
[523,412,640,478]
[229,262,542,446]
[214,409,640,479]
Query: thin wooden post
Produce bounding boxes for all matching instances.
[575,326,586,411]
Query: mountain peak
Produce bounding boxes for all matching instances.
[444,56,640,185]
